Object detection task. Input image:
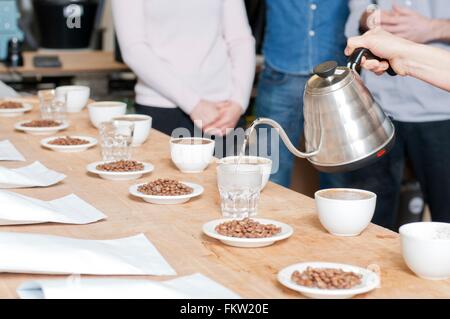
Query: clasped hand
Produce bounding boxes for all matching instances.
[190,100,243,136]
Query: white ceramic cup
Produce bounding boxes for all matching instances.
[218,156,272,190]
[170,137,215,173]
[113,114,152,146]
[88,101,127,129]
[399,222,450,280]
[55,86,90,113]
[314,188,376,237]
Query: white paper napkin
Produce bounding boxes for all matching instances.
[0,191,106,225]
[0,140,25,161]
[0,161,66,188]
[0,232,176,276]
[17,273,240,299]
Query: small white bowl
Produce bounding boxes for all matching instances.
[278,262,380,299]
[202,218,293,248]
[315,188,376,237]
[88,101,127,129]
[399,222,450,280]
[0,102,32,117]
[41,136,97,153]
[56,85,90,113]
[86,161,154,181]
[129,182,203,204]
[15,120,69,135]
[112,114,152,146]
[218,156,272,190]
[170,137,215,173]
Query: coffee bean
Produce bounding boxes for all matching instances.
[22,120,61,128]
[291,267,362,290]
[137,179,193,196]
[96,160,144,172]
[49,136,90,146]
[214,218,281,239]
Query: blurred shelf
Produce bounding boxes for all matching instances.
[0,50,128,77]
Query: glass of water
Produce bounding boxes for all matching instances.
[99,120,135,161]
[38,89,67,122]
[217,163,263,218]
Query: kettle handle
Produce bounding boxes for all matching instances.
[347,48,397,76]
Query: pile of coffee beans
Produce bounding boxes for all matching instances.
[137,179,193,196]
[22,120,61,127]
[215,218,282,238]
[291,267,362,289]
[0,101,22,109]
[49,136,90,146]
[96,160,144,172]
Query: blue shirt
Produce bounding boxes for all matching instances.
[263,0,349,75]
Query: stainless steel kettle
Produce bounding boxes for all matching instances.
[250,48,396,173]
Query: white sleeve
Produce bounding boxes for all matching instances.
[222,0,256,112]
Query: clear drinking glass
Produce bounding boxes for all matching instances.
[217,163,263,218]
[38,89,67,122]
[99,120,135,161]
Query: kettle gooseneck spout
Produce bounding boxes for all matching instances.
[247,117,321,159]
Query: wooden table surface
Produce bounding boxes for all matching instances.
[0,99,449,299]
[0,51,128,77]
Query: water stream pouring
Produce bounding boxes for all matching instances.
[246,48,396,173]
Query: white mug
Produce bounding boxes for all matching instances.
[315,188,376,237]
[88,101,127,129]
[170,137,215,173]
[113,114,152,146]
[55,86,90,113]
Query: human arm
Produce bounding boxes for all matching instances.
[345,28,450,91]
[222,0,256,113]
[204,0,256,135]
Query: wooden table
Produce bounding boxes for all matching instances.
[0,51,128,77]
[0,99,449,299]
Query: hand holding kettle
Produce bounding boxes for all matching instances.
[345,28,450,92]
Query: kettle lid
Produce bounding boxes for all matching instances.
[306,61,352,94]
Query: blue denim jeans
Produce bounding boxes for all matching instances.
[255,65,308,187]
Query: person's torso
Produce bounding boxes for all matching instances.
[136,0,232,105]
[361,0,450,122]
[263,0,350,75]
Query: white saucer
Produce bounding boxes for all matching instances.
[202,218,293,248]
[86,161,154,181]
[0,102,32,117]
[277,262,380,299]
[41,136,97,153]
[129,182,203,204]
[15,120,69,135]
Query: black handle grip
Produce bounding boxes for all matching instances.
[348,48,396,76]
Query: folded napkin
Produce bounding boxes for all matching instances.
[17,273,240,299]
[0,232,176,276]
[0,191,106,225]
[0,80,20,98]
[0,140,25,161]
[0,161,66,188]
